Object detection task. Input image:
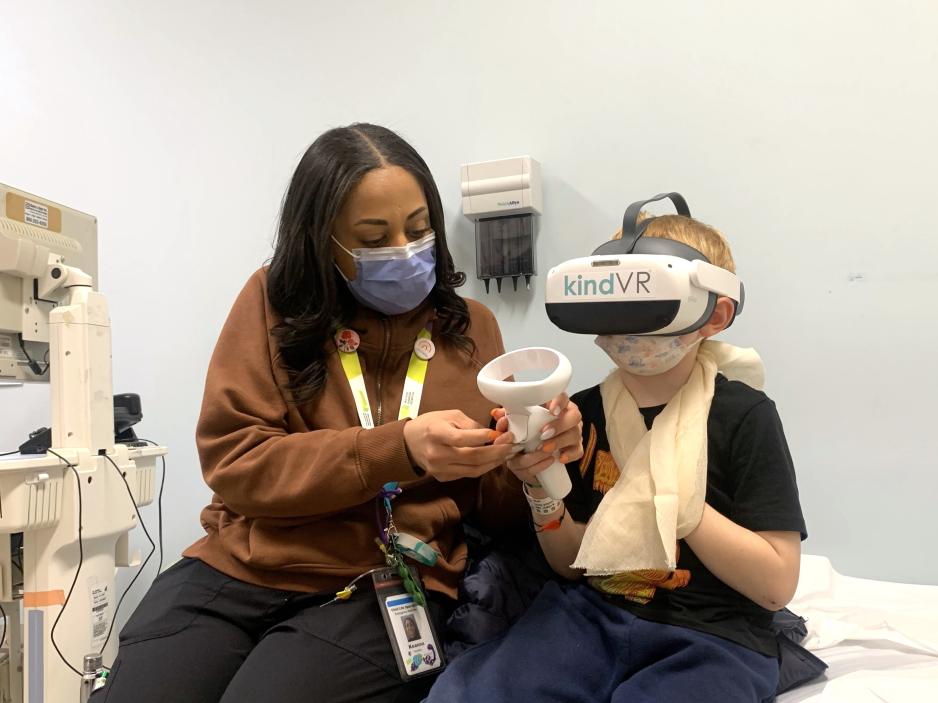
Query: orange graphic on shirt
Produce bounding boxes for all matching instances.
[592,450,621,494]
[589,543,692,604]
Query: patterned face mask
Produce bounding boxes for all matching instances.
[594,334,702,376]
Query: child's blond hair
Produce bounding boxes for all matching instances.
[614,214,736,273]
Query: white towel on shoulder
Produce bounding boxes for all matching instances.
[572,341,764,575]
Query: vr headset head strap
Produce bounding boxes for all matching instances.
[592,192,692,257]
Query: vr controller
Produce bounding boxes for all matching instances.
[477,348,573,500]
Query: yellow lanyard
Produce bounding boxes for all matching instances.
[338,328,433,429]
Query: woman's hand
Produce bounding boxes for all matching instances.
[403,410,519,482]
[492,394,584,485]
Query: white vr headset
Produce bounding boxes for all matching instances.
[545,193,744,336]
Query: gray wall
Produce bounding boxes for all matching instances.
[2,2,936,638]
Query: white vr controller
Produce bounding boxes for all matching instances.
[477,347,573,500]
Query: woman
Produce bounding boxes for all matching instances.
[95,123,583,703]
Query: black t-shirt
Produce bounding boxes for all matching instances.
[565,375,807,656]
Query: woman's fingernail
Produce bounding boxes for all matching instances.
[540,427,556,441]
[490,408,501,419]
[551,406,561,416]
[487,430,502,442]
[541,440,557,453]
[559,453,569,463]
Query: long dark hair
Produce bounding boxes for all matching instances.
[268,123,472,403]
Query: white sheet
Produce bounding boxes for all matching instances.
[778,555,938,702]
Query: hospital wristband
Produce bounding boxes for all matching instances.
[523,482,563,516]
[534,506,566,533]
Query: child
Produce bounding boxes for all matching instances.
[427,211,805,702]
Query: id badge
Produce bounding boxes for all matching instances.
[372,567,445,680]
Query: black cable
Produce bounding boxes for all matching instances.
[16,334,49,376]
[157,455,165,576]
[100,454,156,656]
[0,451,17,457]
[32,441,166,664]
[45,448,84,677]
[138,439,166,577]
[0,602,6,661]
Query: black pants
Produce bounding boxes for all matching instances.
[92,558,450,703]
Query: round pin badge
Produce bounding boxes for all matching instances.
[335,329,360,353]
[414,338,435,361]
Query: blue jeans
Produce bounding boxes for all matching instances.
[428,581,779,703]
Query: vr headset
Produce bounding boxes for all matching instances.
[545,193,744,336]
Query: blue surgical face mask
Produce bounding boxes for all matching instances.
[333,231,437,315]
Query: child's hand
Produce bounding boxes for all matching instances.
[491,395,584,484]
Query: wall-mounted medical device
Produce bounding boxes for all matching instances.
[460,156,542,293]
[544,192,744,336]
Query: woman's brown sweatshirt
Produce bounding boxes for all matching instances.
[183,268,526,596]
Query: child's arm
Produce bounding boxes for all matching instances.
[524,486,586,580]
[683,505,801,611]
[686,394,805,611]
[497,398,588,580]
